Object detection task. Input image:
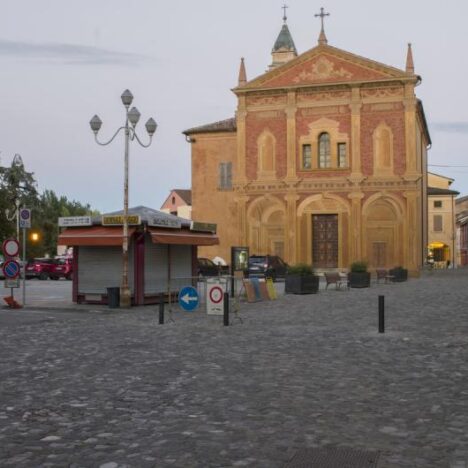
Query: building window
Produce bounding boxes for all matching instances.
[219,162,232,189]
[171,196,176,205]
[433,214,443,232]
[302,144,312,169]
[338,143,347,168]
[434,200,442,208]
[318,132,331,168]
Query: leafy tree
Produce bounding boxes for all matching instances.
[0,155,98,260]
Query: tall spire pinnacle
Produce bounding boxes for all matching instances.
[406,43,415,74]
[238,57,247,86]
[315,7,330,45]
[269,5,297,70]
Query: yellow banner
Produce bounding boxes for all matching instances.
[102,215,141,226]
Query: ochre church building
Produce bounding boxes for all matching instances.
[184,12,431,275]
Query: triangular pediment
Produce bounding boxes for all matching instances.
[240,44,410,91]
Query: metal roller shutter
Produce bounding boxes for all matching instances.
[144,236,169,294]
[78,246,135,294]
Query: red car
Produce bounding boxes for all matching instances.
[50,257,73,280]
[25,258,56,280]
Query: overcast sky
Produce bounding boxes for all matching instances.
[1,0,467,213]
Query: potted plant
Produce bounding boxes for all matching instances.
[285,263,320,294]
[348,261,371,288]
[389,266,408,282]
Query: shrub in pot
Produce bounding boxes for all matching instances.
[285,263,320,294]
[389,266,408,282]
[348,261,371,288]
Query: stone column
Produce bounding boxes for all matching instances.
[285,91,298,181]
[284,193,299,264]
[348,191,364,262]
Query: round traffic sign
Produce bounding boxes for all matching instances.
[178,286,199,312]
[209,285,224,304]
[20,209,31,220]
[3,259,20,279]
[2,239,19,258]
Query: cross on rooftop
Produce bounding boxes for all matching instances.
[282,4,288,22]
[314,7,330,45]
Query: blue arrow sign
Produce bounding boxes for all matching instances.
[3,260,20,279]
[178,286,199,311]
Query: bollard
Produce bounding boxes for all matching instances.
[223,292,229,326]
[378,295,385,333]
[159,293,165,325]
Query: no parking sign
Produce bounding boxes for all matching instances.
[206,278,227,315]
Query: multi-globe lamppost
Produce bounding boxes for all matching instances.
[89,90,157,307]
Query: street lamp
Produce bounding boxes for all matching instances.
[89,89,157,307]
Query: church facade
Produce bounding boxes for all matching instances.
[184,13,431,275]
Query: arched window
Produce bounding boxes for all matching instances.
[257,131,276,177]
[318,132,331,168]
[373,123,394,173]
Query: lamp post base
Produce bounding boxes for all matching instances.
[119,286,132,308]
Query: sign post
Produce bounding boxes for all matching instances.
[19,208,31,307]
[178,286,199,312]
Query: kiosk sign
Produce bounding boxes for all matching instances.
[59,216,92,227]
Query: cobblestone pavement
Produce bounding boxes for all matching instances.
[1,269,467,467]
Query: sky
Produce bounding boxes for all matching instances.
[1,0,467,213]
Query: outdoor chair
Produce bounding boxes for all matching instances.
[324,272,349,290]
[376,269,394,284]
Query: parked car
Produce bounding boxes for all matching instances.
[248,255,288,281]
[197,258,229,277]
[25,258,57,280]
[50,257,73,280]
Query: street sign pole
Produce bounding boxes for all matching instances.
[22,226,26,306]
[19,207,31,307]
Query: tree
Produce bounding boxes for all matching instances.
[0,155,98,259]
[0,154,38,243]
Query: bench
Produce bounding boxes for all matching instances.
[376,269,394,284]
[324,272,349,290]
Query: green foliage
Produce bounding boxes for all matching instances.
[350,261,368,273]
[0,156,98,258]
[287,263,315,276]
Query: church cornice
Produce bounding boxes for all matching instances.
[233,76,418,96]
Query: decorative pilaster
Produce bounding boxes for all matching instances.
[235,195,249,246]
[285,91,298,181]
[348,191,364,262]
[349,87,364,183]
[235,96,247,185]
[403,83,418,179]
[404,191,421,274]
[284,193,299,264]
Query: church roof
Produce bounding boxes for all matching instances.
[183,117,236,135]
[235,43,417,92]
[427,187,460,196]
[273,23,297,53]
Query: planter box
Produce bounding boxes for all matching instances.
[389,268,408,282]
[348,271,371,288]
[285,274,320,294]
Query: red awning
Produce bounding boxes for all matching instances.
[148,228,219,246]
[58,227,136,246]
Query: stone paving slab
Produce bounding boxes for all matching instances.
[0,270,467,467]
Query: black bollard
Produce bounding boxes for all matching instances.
[223,292,229,326]
[159,293,165,325]
[378,295,385,333]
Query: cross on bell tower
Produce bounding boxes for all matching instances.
[314,7,330,45]
[282,4,288,23]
